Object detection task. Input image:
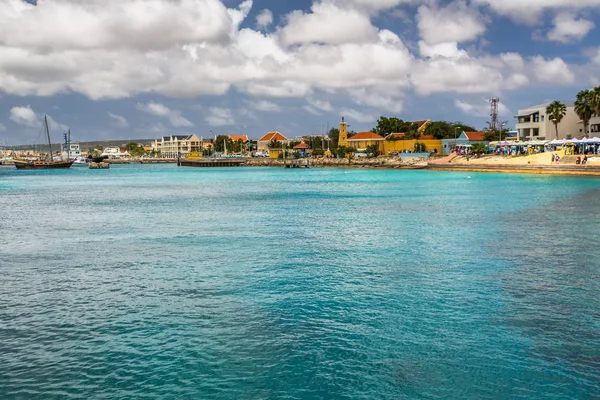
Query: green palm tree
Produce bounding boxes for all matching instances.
[575,89,595,136]
[546,101,567,139]
[592,86,600,116]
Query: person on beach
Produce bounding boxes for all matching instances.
[551,154,555,164]
[555,155,560,164]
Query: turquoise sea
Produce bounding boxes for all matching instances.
[0,164,599,399]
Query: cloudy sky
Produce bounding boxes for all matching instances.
[1,0,599,144]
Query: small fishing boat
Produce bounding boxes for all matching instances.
[14,115,74,170]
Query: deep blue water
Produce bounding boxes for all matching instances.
[1,164,599,399]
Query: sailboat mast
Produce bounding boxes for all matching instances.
[44,115,52,161]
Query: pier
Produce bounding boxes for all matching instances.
[284,159,310,168]
[179,159,247,167]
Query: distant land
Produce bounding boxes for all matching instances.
[3,138,156,152]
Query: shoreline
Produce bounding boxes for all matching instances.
[242,158,600,176]
[426,163,600,176]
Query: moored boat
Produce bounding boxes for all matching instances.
[14,115,74,170]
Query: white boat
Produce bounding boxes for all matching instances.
[72,156,88,166]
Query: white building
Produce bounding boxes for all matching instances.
[152,134,202,158]
[515,101,582,141]
[591,116,600,135]
[101,146,130,159]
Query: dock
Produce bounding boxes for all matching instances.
[179,159,247,167]
[283,159,310,168]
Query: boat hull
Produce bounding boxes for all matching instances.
[14,160,74,170]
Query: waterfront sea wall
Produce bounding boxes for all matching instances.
[245,156,429,168]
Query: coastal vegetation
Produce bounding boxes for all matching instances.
[546,101,567,139]
[575,89,595,136]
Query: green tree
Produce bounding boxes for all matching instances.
[372,116,413,136]
[268,139,281,149]
[575,89,595,136]
[546,100,567,139]
[471,142,487,156]
[212,135,230,152]
[424,121,477,139]
[365,144,379,157]
[414,142,426,152]
[592,86,600,119]
[328,128,340,147]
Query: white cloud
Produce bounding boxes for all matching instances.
[47,115,68,133]
[590,48,600,65]
[454,99,511,117]
[340,108,376,123]
[278,3,379,46]
[303,105,322,116]
[529,56,575,84]
[9,105,38,127]
[547,12,595,43]
[347,87,404,113]
[136,101,193,127]
[0,0,234,51]
[256,9,273,29]
[246,99,281,112]
[418,41,469,59]
[307,98,334,112]
[417,1,486,45]
[472,0,600,21]
[108,112,129,128]
[205,107,235,126]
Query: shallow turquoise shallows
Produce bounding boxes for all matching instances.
[1,164,599,399]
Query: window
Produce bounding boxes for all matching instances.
[533,113,540,123]
[533,128,539,136]
[541,116,545,122]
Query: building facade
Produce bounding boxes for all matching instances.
[152,134,202,158]
[257,132,288,152]
[516,102,581,141]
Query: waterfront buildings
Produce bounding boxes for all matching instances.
[515,102,581,140]
[152,134,202,158]
[338,118,443,154]
[101,146,130,159]
[257,132,288,152]
[441,132,489,155]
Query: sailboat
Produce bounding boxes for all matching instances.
[14,115,74,170]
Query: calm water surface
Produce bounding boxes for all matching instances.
[1,164,599,399]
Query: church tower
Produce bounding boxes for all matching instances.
[339,117,348,147]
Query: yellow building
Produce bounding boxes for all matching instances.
[347,132,385,150]
[336,118,442,155]
[339,117,349,147]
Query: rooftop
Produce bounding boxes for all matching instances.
[259,132,288,142]
[348,132,385,141]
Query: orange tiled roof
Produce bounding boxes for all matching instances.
[294,143,309,149]
[464,132,487,141]
[259,131,288,142]
[419,135,435,140]
[229,135,248,142]
[348,132,384,141]
[412,120,430,129]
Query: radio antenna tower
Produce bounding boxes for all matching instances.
[489,97,500,131]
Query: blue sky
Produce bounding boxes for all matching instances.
[1,0,599,145]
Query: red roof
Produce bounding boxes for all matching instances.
[464,132,487,141]
[229,135,248,142]
[294,143,309,149]
[348,132,384,141]
[419,135,434,140]
[259,132,288,142]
